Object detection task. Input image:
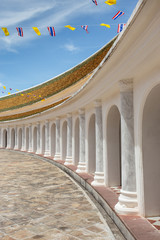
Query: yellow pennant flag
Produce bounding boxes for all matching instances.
[8,92,11,95]
[1,27,9,36]
[65,25,76,31]
[32,27,41,35]
[3,86,6,90]
[105,0,116,5]
[100,23,110,28]
[21,94,24,96]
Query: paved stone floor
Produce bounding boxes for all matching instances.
[0,150,119,240]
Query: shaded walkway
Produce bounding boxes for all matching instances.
[0,150,117,240]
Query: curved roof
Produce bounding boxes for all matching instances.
[0,38,115,121]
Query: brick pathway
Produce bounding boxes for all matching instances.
[0,150,118,240]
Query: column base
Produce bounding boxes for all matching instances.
[115,190,138,215]
[76,162,86,173]
[21,147,26,151]
[44,150,51,157]
[64,156,73,165]
[35,149,41,155]
[28,148,33,153]
[91,172,105,186]
[54,153,61,161]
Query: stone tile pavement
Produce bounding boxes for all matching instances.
[0,150,123,240]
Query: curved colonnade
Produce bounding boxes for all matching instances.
[0,0,160,223]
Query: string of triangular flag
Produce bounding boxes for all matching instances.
[92,0,116,6]
[1,22,126,37]
[1,19,125,38]
[92,0,126,27]
[1,0,126,38]
[1,86,46,101]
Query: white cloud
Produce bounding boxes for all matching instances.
[64,43,79,52]
[0,5,55,27]
[0,0,109,52]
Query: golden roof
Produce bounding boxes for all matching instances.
[0,38,115,121]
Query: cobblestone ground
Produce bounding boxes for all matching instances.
[0,150,116,240]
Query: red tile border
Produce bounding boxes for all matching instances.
[49,158,160,240]
[154,226,160,230]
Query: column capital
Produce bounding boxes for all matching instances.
[67,113,72,118]
[119,79,133,92]
[45,119,49,124]
[78,108,85,115]
[29,123,32,127]
[94,99,102,107]
[56,117,60,121]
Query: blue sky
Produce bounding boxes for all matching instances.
[0,0,138,95]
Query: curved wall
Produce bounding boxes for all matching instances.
[0,0,160,218]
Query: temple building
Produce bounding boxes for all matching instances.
[0,0,160,239]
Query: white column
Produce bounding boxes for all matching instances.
[115,79,138,215]
[14,126,18,150]
[21,125,26,151]
[44,120,50,156]
[0,128,2,148]
[25,126,29,151]
[1,128,4,148]
[36,122,41,154]
[92,100,104,186]
[6,127,11,149]
[28,124,33,152]
[54,118,61,160]
[64,113,73,165]
[76,109,86,173]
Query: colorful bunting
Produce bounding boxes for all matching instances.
[9,88,12,91]
[65,25,76,31]
[117,23,126,33]
[32,27,41,35]
[1,27,9,36]
[3,86,6,90]
[0,3,128,46]
[47,27,56,36]
[112,11,124,20]
[81,25,89,33]
[105,0,116,5]
[100,23,110,28]
[92,0,98,5]
[16,27,23,37]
